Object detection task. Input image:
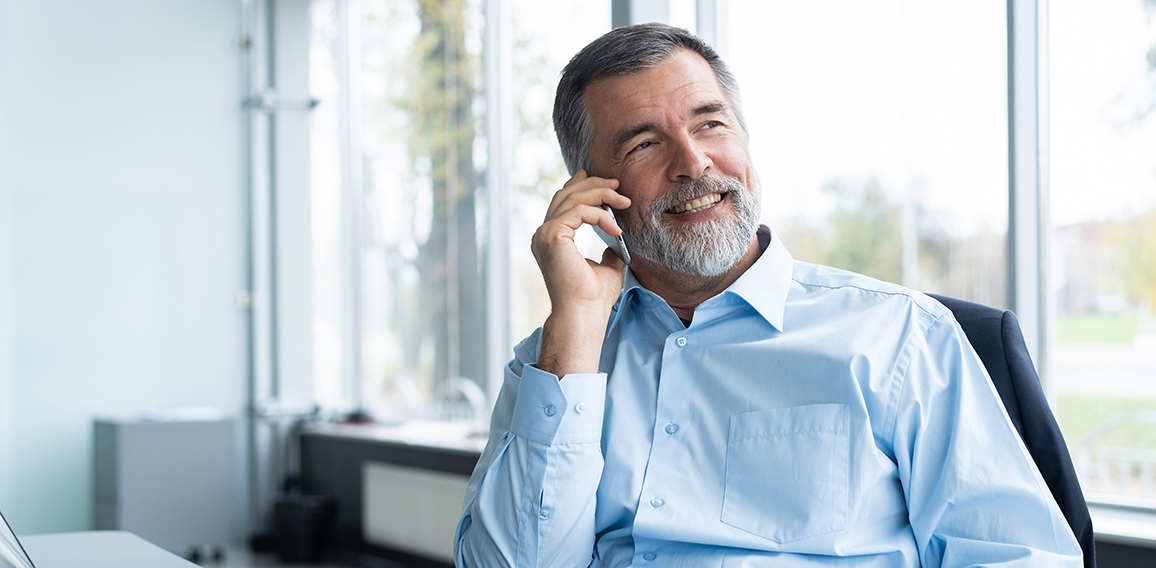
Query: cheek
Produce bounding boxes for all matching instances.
[710,140,753,177]
[617,177,658,210]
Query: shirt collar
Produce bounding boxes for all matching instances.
[725,225,792,332]
[605,225,794,335]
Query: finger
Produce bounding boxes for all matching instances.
[546,175,623,219]
[549,170,596,213]
[532,203,609,258]
[546,203,619,236]
[597,246,626,272]
[561,169,589,188]
[546,183,630,223]
[547,186,627,222]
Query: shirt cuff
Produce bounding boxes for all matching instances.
[510,365,606,446]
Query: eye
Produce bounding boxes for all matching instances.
[628,140,654,155]
[699,120,722,131]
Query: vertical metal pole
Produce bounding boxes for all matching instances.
[337,0,364,407]
[267,0,281,402]
[240,0,262,537]
[485,0,512,404]
[1036,0,1052,395]
[446,7,461,383]
[242,0,281,537]
[1008,0,1046,379]
[696,0,728,57]
[612,0,632,29]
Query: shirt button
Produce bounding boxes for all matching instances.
[543,405,556,417]
[675,336,687,347]
[650,497,664,508]
[539,508,551,520]
[664,423,678,435]
[574,402,586,414]
[643,552,657,562]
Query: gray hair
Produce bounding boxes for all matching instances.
[552,22,748,176]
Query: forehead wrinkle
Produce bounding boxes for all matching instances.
[692,101,729,118]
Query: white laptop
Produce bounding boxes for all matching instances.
[2,508,195,568]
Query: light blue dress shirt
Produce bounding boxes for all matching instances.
[456,228,1082,567]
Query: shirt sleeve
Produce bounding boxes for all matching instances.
[891,312,1083,568]
[455,329,608,568]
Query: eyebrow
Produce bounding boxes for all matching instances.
[609,100,731,156]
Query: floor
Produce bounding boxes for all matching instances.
[193,543,411,568]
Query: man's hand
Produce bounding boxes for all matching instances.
[531,170,631,377]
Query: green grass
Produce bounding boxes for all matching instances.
[1055,314,1140,344]
[1056,395,1156,453]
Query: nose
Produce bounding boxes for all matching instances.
[668,135,712,182]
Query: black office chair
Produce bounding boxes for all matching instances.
[928,294,1095,568]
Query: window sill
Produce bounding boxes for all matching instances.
[1089,494,1156,549]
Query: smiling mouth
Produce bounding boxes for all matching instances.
[668,192,724,215]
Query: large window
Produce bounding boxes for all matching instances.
[727,1,1009,307]
[505,1,612,348]
[305,1,1156,512]
[310,0,611,422]
[1049,0,1156,504]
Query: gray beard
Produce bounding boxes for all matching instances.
[617,175,761,277]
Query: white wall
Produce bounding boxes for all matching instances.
[1,0,14,518]
[0,0,248,534]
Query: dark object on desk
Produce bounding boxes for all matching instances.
[929,293,1095,568]
[341,409,375,424]
[274,493,337,563]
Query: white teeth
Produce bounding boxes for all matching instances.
[671,193,721,214]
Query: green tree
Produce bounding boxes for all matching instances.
[368,0,486,395]
[413,0,484,389]
[819,178,904,284]
[1113,207,1156,310]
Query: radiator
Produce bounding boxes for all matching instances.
[362,461,471,563]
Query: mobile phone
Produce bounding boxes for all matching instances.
[593,204,631,265]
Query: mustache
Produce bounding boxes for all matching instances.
[648,175,747,216]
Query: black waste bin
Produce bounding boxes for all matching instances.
[273,493,337,563]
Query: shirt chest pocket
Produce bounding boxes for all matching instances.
[721,403,850,544]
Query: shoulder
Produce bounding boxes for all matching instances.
[787,260,951,327]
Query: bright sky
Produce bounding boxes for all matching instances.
[1049,0,1156,225]
[729,0,1009,236]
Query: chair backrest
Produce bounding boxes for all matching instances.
[928,293,1094,568]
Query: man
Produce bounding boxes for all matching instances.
[455,23,1082,567]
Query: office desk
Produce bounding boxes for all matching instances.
[21,531,196,568]
[300,422,483,567]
